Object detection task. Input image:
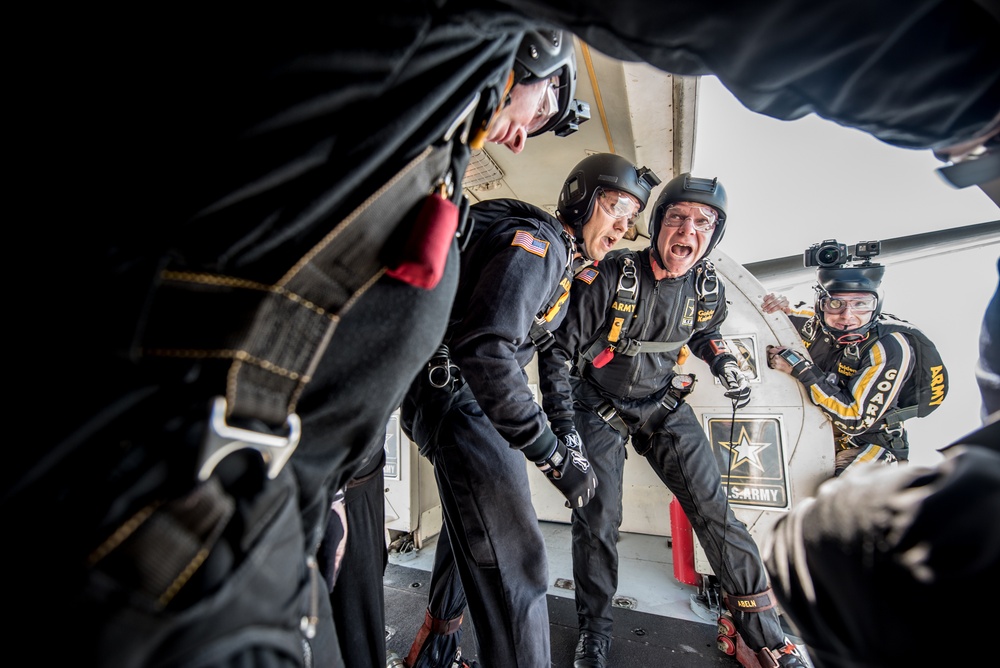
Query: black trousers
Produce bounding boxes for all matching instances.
[410,383,553,668]
[330,451,389,668]
[572,399,786,651]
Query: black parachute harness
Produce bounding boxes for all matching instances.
[79,92,491,634]
[583,253,717,440]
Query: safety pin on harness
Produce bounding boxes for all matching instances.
[198,396,302,482]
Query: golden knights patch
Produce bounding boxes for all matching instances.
[577,267,599,284]
[681,298,696,327]
[837,362,858,377]
[511,230,549,257]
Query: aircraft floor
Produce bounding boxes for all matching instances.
[383,521,812,667]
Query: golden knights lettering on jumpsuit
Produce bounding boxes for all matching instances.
[864,368,899,418]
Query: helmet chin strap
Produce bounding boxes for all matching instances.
[575,222,600,262]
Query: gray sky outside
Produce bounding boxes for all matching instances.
[692,75,999,467]
[693,75,998,264]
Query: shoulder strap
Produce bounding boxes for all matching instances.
[527,230,576,352]
[695,259,720,307]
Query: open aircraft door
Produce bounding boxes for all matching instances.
[526,248,833,580]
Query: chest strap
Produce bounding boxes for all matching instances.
[592,255,715,368]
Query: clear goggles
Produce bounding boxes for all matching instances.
[596,188,641,225]
[820,295,877,314]
[662,204,718,232]
[524,77,562,135]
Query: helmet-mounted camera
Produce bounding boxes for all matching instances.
[551,99,591,137]
[803,239,848,268]
[804,238,881,268]
[807,239,886,341]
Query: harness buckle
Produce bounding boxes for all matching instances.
[596,402,619,423]
[884,424,905,440]
[427,345,460,389]
[198,396,301,482]
[618,338,641,356]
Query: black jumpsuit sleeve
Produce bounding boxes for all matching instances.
[450,223,568,449]
[538,262,616,422]
[798,332,915,435]
[513,0,1000,150]
[687,281,734,372]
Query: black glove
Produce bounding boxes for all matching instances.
[532,427,598,508]
[549,417,577,439]
[717,359,751,409]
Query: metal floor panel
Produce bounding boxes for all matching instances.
[383,521,810,667]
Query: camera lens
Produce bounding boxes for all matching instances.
[817,246,841,266]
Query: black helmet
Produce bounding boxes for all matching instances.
[514,29,590,137]
[648,173,728,267]
[557,153,661,257]
[814,264,885,342]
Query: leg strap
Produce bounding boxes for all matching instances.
[405,609,464,667]
[724,587,776,614]
[426,609,464,635]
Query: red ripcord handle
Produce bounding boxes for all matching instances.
[386,190,459,290]
[592,346,615,368]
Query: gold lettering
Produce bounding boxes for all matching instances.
[929,365,946,405]
[608,317,624,343]
[611,301,636,313]
[697,309,715,323]
[885,368,898,380]
[838,362,857,376]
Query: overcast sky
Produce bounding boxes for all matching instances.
[688,75,999,466]
[691,76,999,266]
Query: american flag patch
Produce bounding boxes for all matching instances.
[577,267,599,284]
[511,230,549,257]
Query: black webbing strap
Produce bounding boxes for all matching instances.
[593,400,629,439]
[615,338,688,357]
[141,143,453,427]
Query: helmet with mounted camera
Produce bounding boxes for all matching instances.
[513,29,589,137]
